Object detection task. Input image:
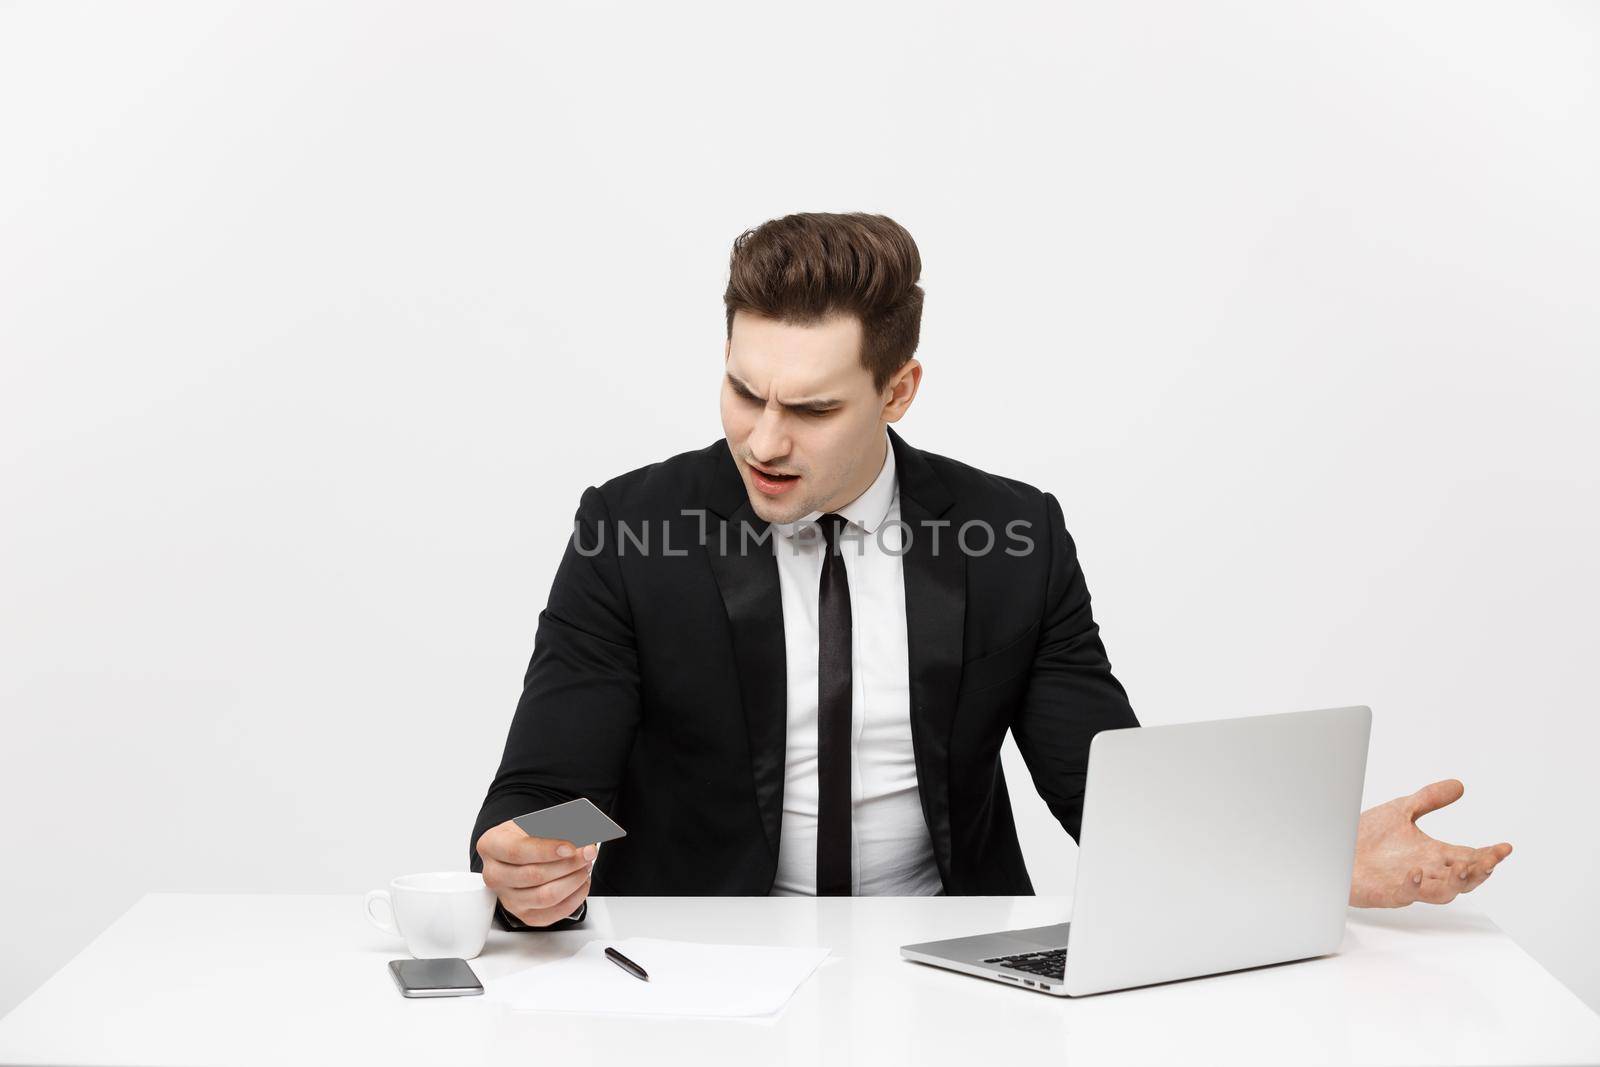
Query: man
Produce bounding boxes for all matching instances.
[470,212,1512,930]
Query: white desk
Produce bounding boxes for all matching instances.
[1,893,1597,1066]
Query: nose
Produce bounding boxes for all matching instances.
[746,406,791,464]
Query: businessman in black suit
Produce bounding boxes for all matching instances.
[470,212,1512,930]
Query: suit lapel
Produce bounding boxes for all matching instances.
[705,446,787,863]
[702,431,966,883]
[889,426,965,885]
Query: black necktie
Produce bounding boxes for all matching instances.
[816,513,853,896]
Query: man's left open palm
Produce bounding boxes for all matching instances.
[1349,778,1513,908]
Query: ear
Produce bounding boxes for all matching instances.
[880,359,922,424]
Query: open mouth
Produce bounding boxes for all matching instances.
[748,461,801,494]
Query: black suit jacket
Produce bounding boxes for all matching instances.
[469,427,1139,928]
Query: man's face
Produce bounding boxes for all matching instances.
[721,309,914,525]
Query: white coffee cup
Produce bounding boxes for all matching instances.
[364,872,497,959]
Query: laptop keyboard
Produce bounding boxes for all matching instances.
[983,948,1067,980]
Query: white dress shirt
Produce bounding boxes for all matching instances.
[768,434,944,896]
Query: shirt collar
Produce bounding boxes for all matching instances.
[773,433,898,538]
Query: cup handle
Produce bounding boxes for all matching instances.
[364,889,400,937]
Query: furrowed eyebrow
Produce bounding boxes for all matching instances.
[725,373,761,401]
[725,373,841,414]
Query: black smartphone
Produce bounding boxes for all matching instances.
[388,958,484,998]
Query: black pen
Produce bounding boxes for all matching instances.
[604,946,650,982]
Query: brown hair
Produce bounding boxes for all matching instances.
[723,212,924,390]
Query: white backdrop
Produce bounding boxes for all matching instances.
[3,0,1596,1020]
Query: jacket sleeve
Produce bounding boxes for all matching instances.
[468,485,642,930]
[1009,491,1140,842]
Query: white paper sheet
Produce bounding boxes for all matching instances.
[486,937,830,1018]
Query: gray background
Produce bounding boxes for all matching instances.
[3,0,1596,1018]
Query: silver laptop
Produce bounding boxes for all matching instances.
[901,704,1371,996]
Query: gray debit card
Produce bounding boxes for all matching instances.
[512,798,627,848]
